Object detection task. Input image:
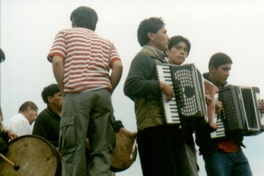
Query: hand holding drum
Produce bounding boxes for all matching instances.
[110,131,137,172]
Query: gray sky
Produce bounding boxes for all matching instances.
[1,0,264,175]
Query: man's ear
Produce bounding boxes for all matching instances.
[165,49,170,56]
[71,18,76,27]
[147,32,155,41]
[47,96,53,103]
[209,65,215,72]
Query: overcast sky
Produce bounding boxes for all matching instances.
[1,0,264,175]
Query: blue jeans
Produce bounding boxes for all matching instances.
[203,150,252,176]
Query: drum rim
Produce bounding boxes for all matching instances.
[4,134,61,176]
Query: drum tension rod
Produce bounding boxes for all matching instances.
[0,153,20,171]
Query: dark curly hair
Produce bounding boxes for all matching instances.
[137,17,165,46]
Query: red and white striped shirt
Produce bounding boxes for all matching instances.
[48,28,121,93]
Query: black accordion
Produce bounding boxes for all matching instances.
[156,63,208,128]
[211,85,264,138]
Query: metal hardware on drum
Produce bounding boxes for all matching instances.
[0,153,20,171]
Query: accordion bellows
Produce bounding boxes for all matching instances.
[216,86,264,137]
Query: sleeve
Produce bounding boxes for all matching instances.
[113,120,124,132]
[109,43,121,68]
[47,30,67,62]
[8,121,18,136]
[124,53,160,100]
[8,120,29,136]
[32,116,48,139]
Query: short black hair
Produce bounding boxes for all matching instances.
[0,48,5,63]
[168,36,191,56]
[137,17,165,46]
[41,84,61,104]
[209,52,233,70]
[70,6,98,31]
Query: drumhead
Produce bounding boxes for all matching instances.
[0,135,61,176]
[110,132,137,172]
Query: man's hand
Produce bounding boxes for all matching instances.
[259,99,264,113]
[160,81,174,101]
[6,130,17,140]
[215,101,223,116]
[119,128,137,140]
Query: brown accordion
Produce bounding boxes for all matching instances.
[211,85,264,138]
[156,63,208,128]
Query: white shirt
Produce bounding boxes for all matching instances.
[8,113,32,136]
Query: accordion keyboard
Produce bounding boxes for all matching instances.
[211,118,226,138]
[156,65,180,124]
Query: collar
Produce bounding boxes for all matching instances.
[47,107,61,118]
[140,45,167,63]
[203,72,228,88]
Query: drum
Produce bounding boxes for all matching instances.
[0,135,61,176]
[110,132,137,172]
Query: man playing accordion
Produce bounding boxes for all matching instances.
[196,52,264,176]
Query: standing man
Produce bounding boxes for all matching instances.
[33,84,63,147]
[166,35,199,176]
[8,101,38,136]
[0,107,17,153]
[48,6,122,176]
[196,52,260,176]
[0,49,18,152]
[124,17,185,176]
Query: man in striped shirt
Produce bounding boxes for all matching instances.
[48,6,122,176]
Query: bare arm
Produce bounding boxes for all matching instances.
[52,56,64,93]
[119,127,137,140]
[110,60,123,92]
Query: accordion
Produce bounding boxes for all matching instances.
[156,63,208,128]
[211,85,264,138]
[204,79,219,130]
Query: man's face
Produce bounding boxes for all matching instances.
[210,64,231,86]
[50,92,64,111]
[27,108,38,125]
[150,27,169,51]
[166,41,188,65]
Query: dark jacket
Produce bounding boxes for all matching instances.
[195,73,244,154]
[124,46,167,131]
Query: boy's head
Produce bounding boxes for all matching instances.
[166,36,191,65]
[70,6,98,31]
[208,52,233,87]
